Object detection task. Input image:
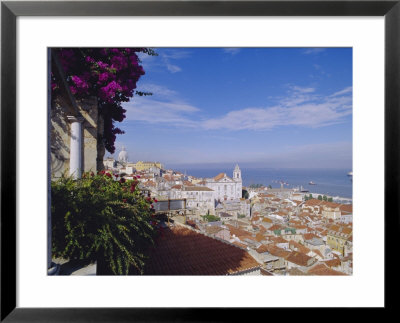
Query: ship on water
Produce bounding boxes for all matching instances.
[347,171,353,176]
[299,185,309,193]
[308,181,316,185]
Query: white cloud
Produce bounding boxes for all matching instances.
[291,86,315,93]
[161,50,191,60]
[123,85,352,132]
[137,83,178,98]
[123,84,200,127]
[166,63,182,73]
[140,49,191,74]
[202,86,352,130]
[330,86,352,97]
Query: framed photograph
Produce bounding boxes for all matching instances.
[1,0,397,320]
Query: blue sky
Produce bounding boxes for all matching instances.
[111,48,352,169]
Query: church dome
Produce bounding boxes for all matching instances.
[118,147,128,163]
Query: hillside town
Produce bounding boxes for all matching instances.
[103,149,353,276]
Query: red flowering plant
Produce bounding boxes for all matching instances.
[51,172,158,275]
[51,48,157,154]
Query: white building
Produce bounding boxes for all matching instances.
[103,157,116,170]
[204,164,242,201]
[169,186,215,216]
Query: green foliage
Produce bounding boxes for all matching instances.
[323,195,328,201]
[305,194,313,201]
[51,171,158,275]
[268,185,272,189]
[202,214,221,222]
[242,189,249,199]
[318,195,323,200]
[328,197,333,202]
[249,184,264,188]
[238,214,246,219]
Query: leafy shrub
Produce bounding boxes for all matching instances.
[202,214,221,222]
[51,171,158,275]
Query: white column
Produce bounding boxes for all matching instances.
[68,116,84,179]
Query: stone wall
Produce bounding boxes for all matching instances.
[78,97,100,174]
[50,94,71,178]
[50,93,104,179]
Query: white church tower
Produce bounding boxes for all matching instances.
[233,164,241,181]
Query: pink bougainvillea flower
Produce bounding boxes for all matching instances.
[52,48,149,154]
[105,172,112,178]
[97,61,109,69]
[98,72,109,82]
[119,178,126,184]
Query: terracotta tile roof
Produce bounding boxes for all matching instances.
[323,258,341,268]
[307,263,346,276]
[225,224,252,238]
[237,234,255,242]
[256,225,266,234]
[288,267,308,276]
[321,201,341,208]
[303,233,319,241]
[266,245,291,259]
[256,245,270,254]
[339,204,353,213]
[286,251,314,267]
[289,240,310,254]
[255,233,266,242]
[268,224,283,232]
[271,236,288,244]
[214,173,226,181]
[293,224,308,230]
[304,199,323,206]
[185,220,198,229]
[328,225,352,237]
[143,225,260,275]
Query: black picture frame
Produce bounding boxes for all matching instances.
[1,0,398,321]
